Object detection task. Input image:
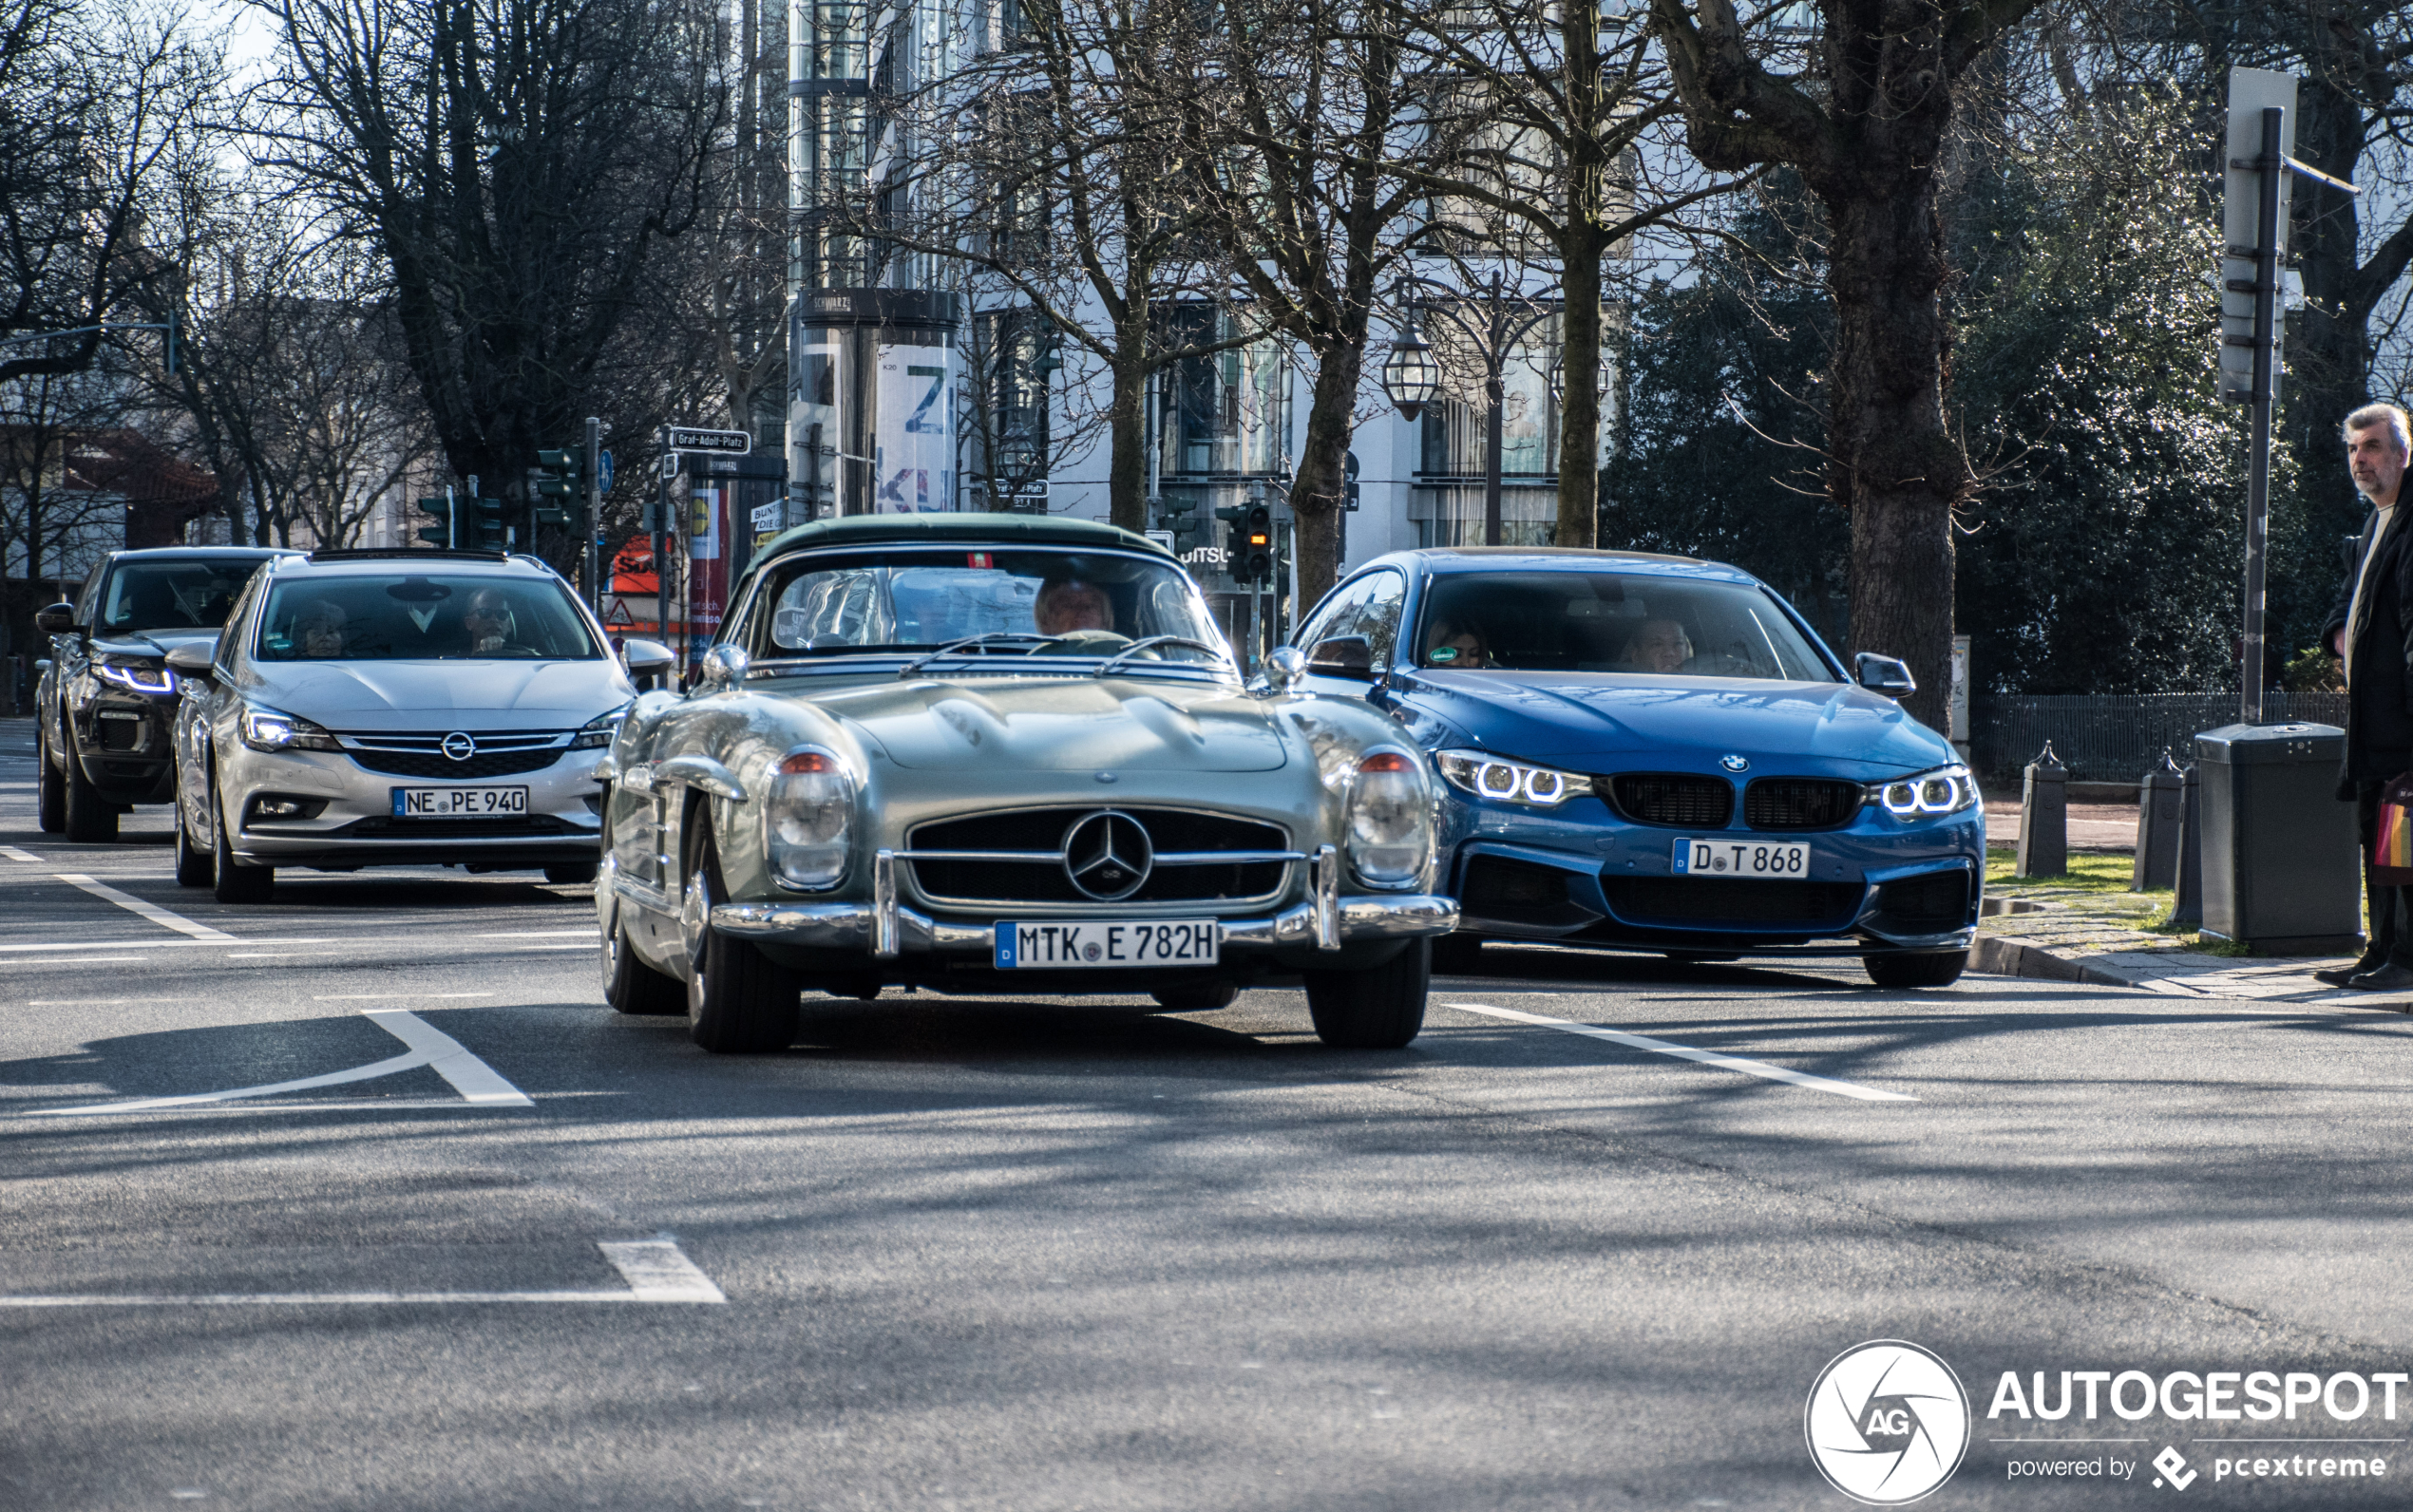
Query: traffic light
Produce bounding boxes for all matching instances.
[417,496,505,548]
[535,448,580,527]
[1161,497,1201,553]
[1241,504,1274,583]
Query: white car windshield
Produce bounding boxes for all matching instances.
[748,548,1224,659]
[256,575,602,661]
[1415,572,1835,681]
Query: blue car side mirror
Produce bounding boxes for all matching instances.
[1854,652,1916,699]
[1305,635,1377,680]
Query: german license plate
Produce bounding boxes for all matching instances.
[994,919,1220,969]
[390,785,530,818]
[1673,838,1812,879]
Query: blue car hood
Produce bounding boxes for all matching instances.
[1397,671,1956,777]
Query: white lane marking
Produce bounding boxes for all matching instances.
[51,874,240,942]
[1444,1002,1919,1103]
[508,943,595,952]
[29,1009,531,1116]
[599,1240,728,1302]
[314,992,495,1001]
[0,958,147,970]
[0,1242,726,1307]
[477,930,597,939]
[0,937,332,954]
[363,1009,533,1106]
[24,997,180,1007]
[0,845,43,862]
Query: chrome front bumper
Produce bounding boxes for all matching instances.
[699,848,1456,959]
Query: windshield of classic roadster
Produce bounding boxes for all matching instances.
[739,548,1226,662]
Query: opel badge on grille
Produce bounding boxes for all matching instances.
[1062,809,1152,901]
[442,731,478,762]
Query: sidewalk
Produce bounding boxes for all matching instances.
[1972,851,2399,1010]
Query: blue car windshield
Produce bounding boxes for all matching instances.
[746,548,1222,658]
[1416,572,1834,681]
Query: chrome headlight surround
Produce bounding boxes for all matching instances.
[93,657,175,695]
[571,700,633,750]
[1876,763,1980,820]
[765,745,855,891]
[1434,748,1595,809]
[1346,747,1432,890]
[239,705,340,753]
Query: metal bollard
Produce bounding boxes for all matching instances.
[2016,741,2067,879]
[2171,761,2203,925]
[2133,749,2185,890]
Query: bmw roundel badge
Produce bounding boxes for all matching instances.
[1720,754,1750,773]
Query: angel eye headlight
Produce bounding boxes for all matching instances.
[1436,749,1592,809]
[1882,764,1977,819]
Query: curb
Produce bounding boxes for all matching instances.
[1969,934,2135,989]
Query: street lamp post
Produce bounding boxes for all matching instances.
[1379,272,1557,548]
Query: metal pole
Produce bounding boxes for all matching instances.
[584,415,602,615]
[1485,277,1506,547]
[2243,105,2282,727]
[445,484,456,550]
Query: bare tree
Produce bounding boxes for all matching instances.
[1649,0,2043,728]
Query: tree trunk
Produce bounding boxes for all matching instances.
[1107,355,1150,533]
[1556,233,1605,549]
[2285,79,2371,527]
[1290,336,1361,602]
[1821,184,1961,731]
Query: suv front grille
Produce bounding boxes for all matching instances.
[1743,778,1864,831]
[906,806,1293,907]
[1607,773,1734,829]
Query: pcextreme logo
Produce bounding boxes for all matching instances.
[1807,1341,1972,1504]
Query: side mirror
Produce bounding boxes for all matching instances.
[1304,634,1376,680]
[163,642,218,681]
[33,602,76,636]
[619,637,676,679]
[1854,652,1916,699]
[1263,645,1305,693]
[695,643,749,692]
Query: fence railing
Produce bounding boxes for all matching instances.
[1970,692,2350,784]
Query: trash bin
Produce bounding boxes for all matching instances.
[2193,723,2362,954]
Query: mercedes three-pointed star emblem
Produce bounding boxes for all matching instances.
[1062,809,1153,902]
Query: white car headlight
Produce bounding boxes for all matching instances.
[94,658,174,694]
[1346,749,1431,888]
[1878,764,1980,819]
[571,701,632,749]
[240,706,339,752]
[766,747,854,890]
[1434,748,1594,808]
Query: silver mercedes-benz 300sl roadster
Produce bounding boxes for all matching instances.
[596,514,1458,1052]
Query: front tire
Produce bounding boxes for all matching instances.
[1863,950,1967,989]
[1303,939,1431,1049]
[36,723,65,834]
[682,827,800,1053]
[1431,934,1482,974]
[545,860,598,885]
[1150,980,1240,1011]
[602,906,686,1015]
[210,774,274,903]
[62,741,116,842]
[173,793,213,887]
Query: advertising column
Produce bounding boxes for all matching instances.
[790,289,961,516]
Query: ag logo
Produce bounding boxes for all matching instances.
[1805,1340,1969,1504]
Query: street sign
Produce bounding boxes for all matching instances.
[1145,530,1176,554]
[1014,480,1049,501]
[2219,68,2296,405]
[598,450,614,492]
[664,426,750,454]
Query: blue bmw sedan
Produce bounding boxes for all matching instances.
[1281,548,1983,987]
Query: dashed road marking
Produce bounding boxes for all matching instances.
[29,1008,532,1116]
[1444,1001,1919,1103]
[477,930,597,939]
[0,845,42,862]
[0,1240,725,1307]
[51,874,240,942]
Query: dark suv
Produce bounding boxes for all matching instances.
[36,547,302,841]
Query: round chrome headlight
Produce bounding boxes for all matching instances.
[1347,749,1430,888]
[765,747,854,890]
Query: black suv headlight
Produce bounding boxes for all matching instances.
[93,657,174,694]
[1876,764,1980,819]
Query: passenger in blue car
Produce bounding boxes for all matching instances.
[1621,618,1692,674]
[1424,618,1490,668]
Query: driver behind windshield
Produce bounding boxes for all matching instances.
[464,588,518,654]
[1621,617,1693,673]
[1035,575,1115,637]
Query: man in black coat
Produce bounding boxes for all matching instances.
[2321,403,2413,989]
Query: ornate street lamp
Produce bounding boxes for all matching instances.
[1380,321,1441,424]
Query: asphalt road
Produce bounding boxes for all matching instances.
[6,718,2413,1509]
